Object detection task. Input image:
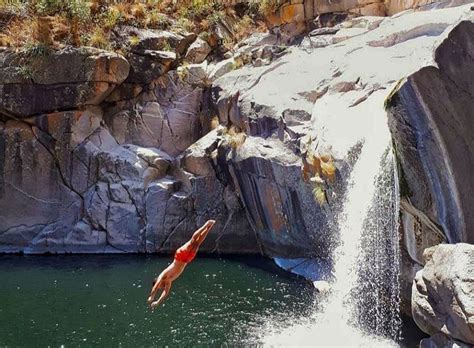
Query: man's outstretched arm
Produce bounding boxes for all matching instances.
[191,220,216,244]
[148,279,162,305]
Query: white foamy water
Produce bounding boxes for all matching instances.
[262,106,400,346]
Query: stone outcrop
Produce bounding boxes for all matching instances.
[257,0,473,39]
[104,71,204,157]
[263,0,473,30]
[420,333,472,348]
[0,47,130,117]
[412,244,474,345]
[222,136,332,257]
[384,14,474,326]
[387,18,474,257]
[0,33,259,254]
[184,37,212,64]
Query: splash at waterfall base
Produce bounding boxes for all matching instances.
[263,92,402,345]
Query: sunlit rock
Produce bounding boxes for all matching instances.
[185,37,212,64]
[0,47,129,117]
[412,243,474,345]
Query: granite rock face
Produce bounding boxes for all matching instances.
[412,244,474,345]
[222,136,331,257]
[0,47,130,117]
[420,333,472,348]
[1,4,473,261]
[0,40,261,255]
[387,19,474,249]
[383,12,474,318]
[104,71,204,157]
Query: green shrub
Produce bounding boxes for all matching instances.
[161,40,172,51]
[249,0,283,16]
[147,10,171,29]
[172,17,195,32]
[103,6,121,29]
[67,0,90,22]
[21,41,51,56]
[35,0,62,15]
[87,27,110,50]
[17,64,33,79]
[0,0,28,14]
[312,184,327,205]
[35,0,90,22]
[128,35,140,47]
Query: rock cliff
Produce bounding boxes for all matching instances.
[386,14,474,319]
[1,3,473,261]
[387,19,474,247]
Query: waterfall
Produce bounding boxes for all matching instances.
[354,148,401,340]
[263,118,401,346]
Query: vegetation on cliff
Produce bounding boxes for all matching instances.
[0,0,281,52]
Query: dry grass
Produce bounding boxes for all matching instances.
[302,151,337,205]
[147,10,172,29]
[223,125,247,149]
[88,27,111,50]
[319,155,336,183]
[210,116,220,130]
[312,184,327,205]
[249,0,284,16]
[4,17,34,47]
[0,0,268,52]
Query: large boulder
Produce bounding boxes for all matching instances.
[104,71,204,157]
[0,47,129,117]
[387,19,474,247]
[223,136,331,257]
[184,37,212,64]
[125,49,177,85]
[420,333,471,348]
[412,243,474,345]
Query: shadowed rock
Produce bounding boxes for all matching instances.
[0,47,129,118]
[387,19,474,245]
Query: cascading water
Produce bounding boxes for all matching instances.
[354,148,401,340]
[263,114,401,346]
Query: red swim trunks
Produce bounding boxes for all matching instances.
[174,245,197,263]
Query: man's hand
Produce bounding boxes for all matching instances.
[205,220,216,228]
[150,301,160,311]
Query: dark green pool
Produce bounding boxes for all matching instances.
[0,255,315,346]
